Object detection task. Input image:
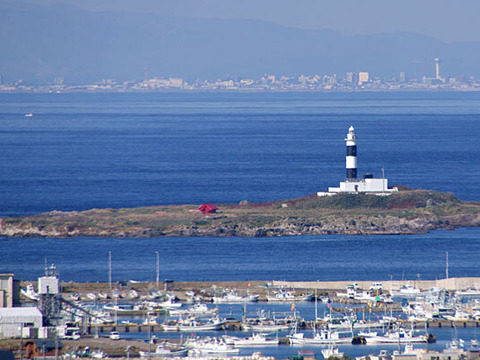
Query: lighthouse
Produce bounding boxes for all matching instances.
[317,126,398,196]
[345,126,357,180]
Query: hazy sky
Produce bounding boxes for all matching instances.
[23,0,480,43]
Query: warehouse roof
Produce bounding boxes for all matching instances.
[0,307,42,318]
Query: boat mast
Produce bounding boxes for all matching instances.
[109,251,112,290]
[314,288,318,332]
[155,251,160,289]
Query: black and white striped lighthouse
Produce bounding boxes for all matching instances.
[345,126,358,180]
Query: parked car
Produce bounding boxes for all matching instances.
[109,331,120,340]
[64,331,81,340]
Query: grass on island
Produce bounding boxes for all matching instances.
[0,189,478,237]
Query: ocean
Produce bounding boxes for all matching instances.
[0,91,479,282]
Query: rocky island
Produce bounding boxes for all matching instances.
[0,189,479,238]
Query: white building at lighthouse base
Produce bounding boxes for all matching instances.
[317,175,398,197]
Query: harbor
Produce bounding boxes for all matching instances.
[4,265,480,360]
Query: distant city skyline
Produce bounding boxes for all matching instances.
[2,65,479,93]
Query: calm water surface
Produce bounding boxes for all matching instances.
[0,92,479,283]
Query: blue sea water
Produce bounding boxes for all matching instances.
[0,91,479,282]
[0,228,479,282]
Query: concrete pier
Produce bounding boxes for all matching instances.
[272,277,480,291]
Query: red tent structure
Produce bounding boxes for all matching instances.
[198,203,218,215]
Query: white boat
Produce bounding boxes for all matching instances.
[336,288,356,299]
[86,293,98,301]
[242,314,299,332]
[103,304,135,312]
[169,303,218,317]
[163,316,225,332]
[139,343,189,357]
[366,328,427,344]
[185,337,240,355]
[143,316,159,325]
[391,285,421,298]
[456,288,480,297]
[97,292,109,300]
[289,330,353,345]
[353,320,390,331]
[231,333,279,347]
[128,290,139,299]
[321,344,344,359]
[213,290,259,303]
[178,316,225,331]
[158,298,182,309]
[21,284,39,301]
[267,289,313,302]
[25,113,34,117]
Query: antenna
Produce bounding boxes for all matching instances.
[144,65,149,81]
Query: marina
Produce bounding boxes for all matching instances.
[4,264,480,360]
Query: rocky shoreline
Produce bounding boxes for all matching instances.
[1,190,479,238]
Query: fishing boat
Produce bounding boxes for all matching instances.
[230,333,279,347]
[289,330,353,345]
[390,285,421,298]
[21,284,39,301]
[321,344,344,359]
[213,290,259,303]
[242,312,299,332]
[178,316,225,331]
[185,337,240,355]
[139,342,189,357]
[163,316,226,332]
[267,288,313,302]
[168,303,217,316]
[366,328,427,344]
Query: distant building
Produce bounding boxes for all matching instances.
[0,274,21,307]
[435,58,441,80]
[358,72,369,85]
[0,307,43,338]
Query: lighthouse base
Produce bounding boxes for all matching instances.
[317,178,398,197]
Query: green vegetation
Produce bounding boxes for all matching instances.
[0,189,478,238]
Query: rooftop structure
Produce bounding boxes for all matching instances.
[0,307,43,338]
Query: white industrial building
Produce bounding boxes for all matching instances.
[0,307,43,338]
[317,126,398,197]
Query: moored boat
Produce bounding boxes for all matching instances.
[139,342,189,357]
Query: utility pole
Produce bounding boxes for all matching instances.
[155,251,159,289]
[446,251,449,279]
[109,251,112,290]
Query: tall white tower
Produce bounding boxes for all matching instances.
[345,126,357,180]
[434,58,440,80]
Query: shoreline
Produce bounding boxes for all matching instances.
[1,190,479,238]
